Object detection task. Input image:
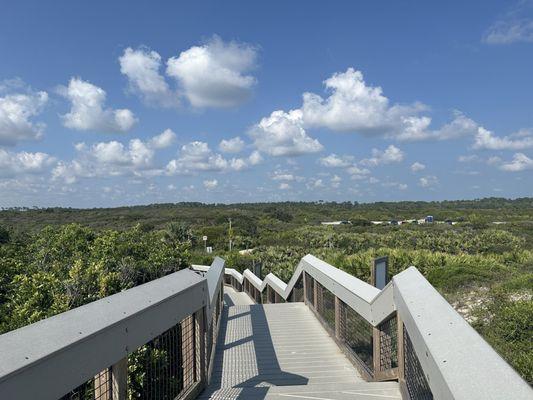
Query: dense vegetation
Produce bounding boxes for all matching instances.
[0,197,531,383]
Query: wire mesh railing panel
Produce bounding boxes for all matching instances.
[378,315,398,371]
[316,283,335,332]
[305,272,314,305]
[128,314,197,400]
[262,288,268,304]
[290,276,304,302]
[404,325,433,400]
[205,320,213,373]
[268,286,276,304]
[338,300,374,374]
[254,287,261,303]
[59,368,112,400]
[231,277,242,292]
[224,275,231,285]
[315,281,324,315]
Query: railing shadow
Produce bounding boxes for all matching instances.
[223,292,236,307]
[202,302,308,400]
[234,304,308,399]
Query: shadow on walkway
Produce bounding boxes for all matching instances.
[202,303,308,400]
[223,293,236,306]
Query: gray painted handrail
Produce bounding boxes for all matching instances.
[0,269,207,400]
[195,254,533,400]
[204,257,225,325]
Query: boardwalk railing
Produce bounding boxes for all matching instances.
[213,254,532,400]
[0,257,225,400]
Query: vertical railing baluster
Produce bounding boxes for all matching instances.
[397,314,405,383]
[335,296,341,339]
[111,358,127,400]
[373,326,381,376]
[303,273,308,305]
[313,277,318,309]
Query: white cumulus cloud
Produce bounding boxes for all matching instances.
[360,145,404,167]
[419,175,439,188]
[166,36,257,108]
[499,153,533,172]
[410,162,426,172]
[52,131,173,184]
[473,127,533,150]
[319,153,354,168]
[119,47,179,108]
[166,141,258,175]
[248,109,323,157]
[301,68,420,134]
[59,77,137,133]
[0,83,48,146]
[219,136,245,153]
[203,179,218,189]
[149,129,177,149]
[0,149,56,177]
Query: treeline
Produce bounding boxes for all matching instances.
[1,197,532,233]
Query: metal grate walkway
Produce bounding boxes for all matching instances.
[199,287,401,399]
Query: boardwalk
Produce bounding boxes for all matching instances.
[200,287,401,400]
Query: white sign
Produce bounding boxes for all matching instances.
[206,246,213,253]
[203,236,207,241]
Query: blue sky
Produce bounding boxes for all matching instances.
[1,1,532,207]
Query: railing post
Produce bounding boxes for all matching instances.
[373,326,381,378]
[334,296,341,339]
[111,358,127,400]
[397,314,405,382]
[303,273,308,304]
[196,307,207,386]
[313,277,318,309]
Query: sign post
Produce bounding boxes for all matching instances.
[371,256,389,290]
[203,235,207,252]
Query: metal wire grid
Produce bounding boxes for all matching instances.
[215,289,221,322]
[378,315,398,371]
[262,288,268,304]
[205,319,213,373]
[127,314,197,400]
[212,305,218,348]
[59,368,112,400]
[316,282,336,332]
[304,272,314,305]
[254,287,261,303]
[338,299,374,373]
[224,275,231,285]
[231,277,242,292]
[194,312,202,382]
[404,325,433,400]
[290,276,304,302]
[315,281,323,315]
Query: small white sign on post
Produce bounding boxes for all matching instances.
[203,236,208,241]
